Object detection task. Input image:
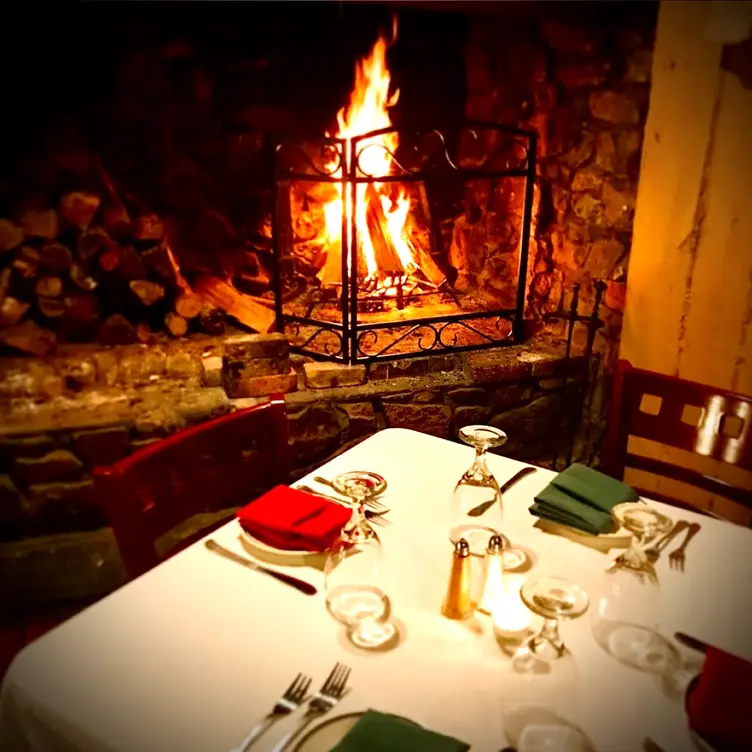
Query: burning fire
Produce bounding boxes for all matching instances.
[319,18,419,293]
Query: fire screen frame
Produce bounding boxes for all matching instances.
[268,120,538,365]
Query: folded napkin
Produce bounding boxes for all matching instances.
[236,485,351,552]
[686,645,752,751]
[330,710,470,752]
[529,463,640,535]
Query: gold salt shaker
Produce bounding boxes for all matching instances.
[441,538,475,620]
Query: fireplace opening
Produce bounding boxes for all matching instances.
[269,18,537,363]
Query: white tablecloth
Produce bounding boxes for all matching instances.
[2,428,751,752]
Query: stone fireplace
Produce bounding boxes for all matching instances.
[0,1,656,610]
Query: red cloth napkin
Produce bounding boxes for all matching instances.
[237,485,351,552]
[686,645,752,751]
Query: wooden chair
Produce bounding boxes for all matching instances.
[93,394,290,579]
[603,360,752,520]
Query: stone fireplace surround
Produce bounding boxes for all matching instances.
[0,2,656,612]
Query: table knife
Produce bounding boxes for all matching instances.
[468,466,538,517]
[205,540,317,596]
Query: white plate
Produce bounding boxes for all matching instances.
[238,528,327,569]
[292,712,418,752]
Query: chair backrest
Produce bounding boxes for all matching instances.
[604,360,752,515]
[93,394,290,579]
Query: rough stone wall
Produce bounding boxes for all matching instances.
[465,17,654,360]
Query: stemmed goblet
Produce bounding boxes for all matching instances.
[324,471,396,650]
[449,426,526,572]
[591,502,679,673]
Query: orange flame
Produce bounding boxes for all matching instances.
[321,18,416,286]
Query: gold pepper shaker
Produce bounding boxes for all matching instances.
[441,538,475,620]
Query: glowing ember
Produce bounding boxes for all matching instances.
[319,18,422,294]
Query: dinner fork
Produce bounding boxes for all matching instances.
[231,672,312,752]
[270,662,352,752]
[669,522,701,572]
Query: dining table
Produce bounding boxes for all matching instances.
[1,427,751,752]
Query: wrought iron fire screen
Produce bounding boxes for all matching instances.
[268,121,538,365]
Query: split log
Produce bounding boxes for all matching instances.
[38,296,67,319]
[65,293,101,324]
[317,237,343,287]
[13,246,40,278]
[409,241,446,286]
[136,322,156,344]
[365,184,403,275]
[20,209,59,240]
[194,274,275,333]
[78,228,111,260]
[97,314,136,346]
[60,192,101,230]
[165,312,188,337]
[175,290,202,319]
[129,280,165,306]
[0,320,56,356]
[0,219,24,252]
[94,158,131,234]
[198,306,226,336]
[142,243,179,285]
[35,276,63,298]
[131,214,164,241]
[70,262,98,291]
[40,243,73,273]
[0,297,30,327]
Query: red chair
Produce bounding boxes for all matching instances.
[603,360,752,519]
[94,394,290,579]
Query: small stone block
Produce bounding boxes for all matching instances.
[303,362,367,389]
[224,367,298,399]
[13,449,85,486]
[223,333,289,361]
[223,355,289,380]
[0,474,25,522]
[26,479,97,517]
[201,355,224,387]
[71,427,131,469]
[466,351,532,383]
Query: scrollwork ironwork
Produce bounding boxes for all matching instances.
[274,139,345,178]
[285,323,344,358]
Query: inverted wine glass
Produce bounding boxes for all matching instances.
[324,489,396,650]
[449,425,525,570]
[591,502,679,673]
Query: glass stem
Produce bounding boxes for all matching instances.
[538,617,565,655]
[468,445,489,478]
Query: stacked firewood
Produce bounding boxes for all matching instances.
[0,190,276,357]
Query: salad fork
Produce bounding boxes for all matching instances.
[231,672,312,751]
[270,662,352,752]
[669,522,701,572]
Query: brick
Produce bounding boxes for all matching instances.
[466,351,532,383]
[224,355,289,380]
[223,333,289,360]
[71,427,131,469]
[303,362,366,389]
[447,387,488,406]
[13,450,84,486]
[164,352,202,382]
[224,367,297,398]
[0,435,57,462]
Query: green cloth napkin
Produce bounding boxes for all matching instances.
[530,463,639,535]
[330,710,470,752]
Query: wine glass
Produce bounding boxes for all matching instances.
[324,483,396,650]
[449,426,526,572]
[591,502,679,673]
[502,577,590,748]
[512,576,589,669]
